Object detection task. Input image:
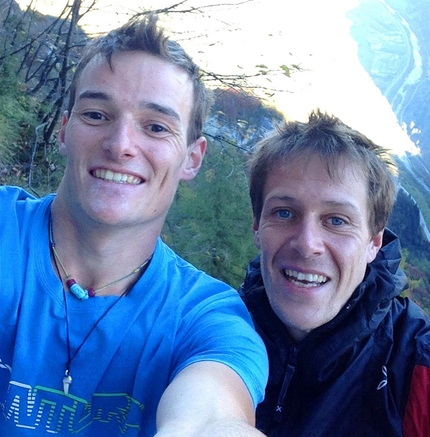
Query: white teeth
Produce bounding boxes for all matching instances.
[284,269,327,286]
[93,169,142,185]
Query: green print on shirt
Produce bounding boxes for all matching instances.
[2,380,145,433]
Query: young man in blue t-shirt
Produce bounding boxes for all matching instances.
[0,14,267,437]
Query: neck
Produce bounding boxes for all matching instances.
[50,198,157,297]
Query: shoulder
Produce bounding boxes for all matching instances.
[0,186,54,237]
[153,239,235,297]
[147,239,257,331]
[151,242,269,407]
[392,297,430,329]
[0,186,33,223]
[391,297,430,362]
[0,185,34,204]
[0,185,54,212]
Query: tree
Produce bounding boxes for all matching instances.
[163,135,256,288]
[0,53,39,187]
[0,0,88,193]
[0,0,298,194]
[163,86,284,287]
[399,248,430,314]
[0,0,294,288]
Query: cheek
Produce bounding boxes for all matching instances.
[147,143,184,170]
[338,245,369,285]
[259,253,274,294]
[258,236,283,282]
[259,228,287,256]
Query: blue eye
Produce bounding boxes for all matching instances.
[329,217,344,226]
[277,209,292,219]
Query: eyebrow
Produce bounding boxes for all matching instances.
[141,102,181,122]
[269,195,361,213]
[78,90,110,102]
[77,91,181,122]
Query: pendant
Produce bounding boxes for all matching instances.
[66,279,89,300]
[63,370,72,395]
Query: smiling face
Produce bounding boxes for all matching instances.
[253,154,383,342]
[57,51,206,230]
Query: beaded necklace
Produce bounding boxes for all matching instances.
[49,216,151,394]
[49,219,149,300]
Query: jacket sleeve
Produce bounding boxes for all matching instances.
[403,364,430,437]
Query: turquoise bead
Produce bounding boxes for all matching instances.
[67,280,89,300]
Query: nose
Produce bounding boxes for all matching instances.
[102,118,138,161]
[290,219,325,259]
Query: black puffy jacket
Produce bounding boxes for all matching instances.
[240,230,430,437]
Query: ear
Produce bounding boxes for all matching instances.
[181,136,207,181]
[252,217,261,250]
[58,111,69,156]
[366,229,384,264]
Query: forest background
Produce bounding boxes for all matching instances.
[1,0,429,312]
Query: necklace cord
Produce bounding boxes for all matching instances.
[49,217,150,296]
[48,212,152,386]
[51,239,150,374]
[67,288,128,367]
[51,247,72,370]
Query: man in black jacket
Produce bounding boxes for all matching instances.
[240,110,430,436]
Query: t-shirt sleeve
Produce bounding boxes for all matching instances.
[170,280,269,408]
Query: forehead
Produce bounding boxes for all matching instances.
[263,154,369,206]
[75,51,194,116]
[78,50,191,85]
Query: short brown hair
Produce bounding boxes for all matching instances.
[248,110,397,236]
[67,14,210,145]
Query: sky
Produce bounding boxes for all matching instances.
[15,0,418,156]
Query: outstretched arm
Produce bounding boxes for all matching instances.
[155,361,266,436]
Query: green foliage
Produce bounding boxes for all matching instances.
[0,2,429,306]
[389,188,426,248]
[400,249,430,314]
[162,88,284,288]
[397,159,430,232]
[163,138,256,289]
[0,55,65,194]
[0,2,76,194]
[388,189,430,313]
[280,64,291,77]
[388,187,430,268]
[0,57,38,184]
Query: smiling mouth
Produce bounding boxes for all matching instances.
[284,269,328,288]
[92,169,143,185]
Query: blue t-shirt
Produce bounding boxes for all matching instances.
[0,186,268,436]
